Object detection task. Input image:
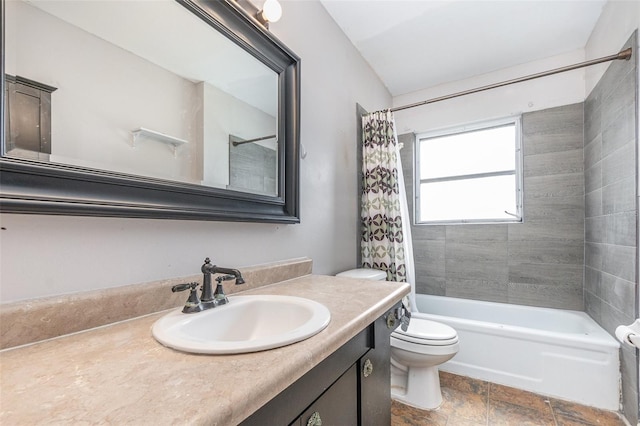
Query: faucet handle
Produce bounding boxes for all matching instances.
[171,282,204,314]
[213,275,233,306]
[171,282,198,293]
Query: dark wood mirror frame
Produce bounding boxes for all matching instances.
[0,0,301,223]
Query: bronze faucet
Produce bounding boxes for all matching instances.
[172,258,245,313]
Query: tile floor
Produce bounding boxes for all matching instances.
[391,371,626,426]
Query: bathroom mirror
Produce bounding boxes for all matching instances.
[0,0,300,222]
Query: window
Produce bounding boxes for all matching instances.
[415,117,522,224]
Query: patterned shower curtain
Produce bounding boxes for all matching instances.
[361,110,406,282]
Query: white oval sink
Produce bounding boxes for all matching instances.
[152,295,331,354]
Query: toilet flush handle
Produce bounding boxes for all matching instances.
[386,302,411,331]
[398,303,411,331]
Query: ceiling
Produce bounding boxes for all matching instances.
[320,0,607,96]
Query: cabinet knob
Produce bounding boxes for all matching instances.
[362,358,374,378]
[306,411,322,426]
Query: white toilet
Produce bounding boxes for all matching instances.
[336,268,459,410]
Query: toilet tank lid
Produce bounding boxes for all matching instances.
[336,268,387,281]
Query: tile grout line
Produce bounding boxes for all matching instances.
[547,398,559,426]
[486,381,491,426]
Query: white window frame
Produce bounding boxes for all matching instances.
[414,116,523,225]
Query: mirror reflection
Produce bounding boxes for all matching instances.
[4,0,279,196]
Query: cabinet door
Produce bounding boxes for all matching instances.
[297,364,358,426]
[359,303,400,426]
[5,76,54,155]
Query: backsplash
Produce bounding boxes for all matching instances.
[0,257,312,350]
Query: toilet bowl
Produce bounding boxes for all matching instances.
[390,317,458,409]
[336,268,459,410]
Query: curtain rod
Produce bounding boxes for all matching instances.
[386,48,633,113]
[231,134,277,146]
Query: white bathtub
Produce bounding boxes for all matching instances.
[414,294,621,410]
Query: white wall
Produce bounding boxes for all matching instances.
[0,1,391,302]
[5,0,200,183]
[201,82,277,188]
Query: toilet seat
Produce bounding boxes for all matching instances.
[391,318,458,346]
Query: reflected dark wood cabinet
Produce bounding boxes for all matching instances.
[241,302,401,426]
[4,75,56,156]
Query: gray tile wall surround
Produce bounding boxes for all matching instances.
[399,102,586,311]
[524,172,585,199]
[399,34,640,420]
[583,32,638,425]
[229,141,277,195]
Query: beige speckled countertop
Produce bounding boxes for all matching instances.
[0,275,409,425]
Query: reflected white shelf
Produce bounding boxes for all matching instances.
[131,127,188,155]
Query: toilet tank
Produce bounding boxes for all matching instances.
[336,268,387,281]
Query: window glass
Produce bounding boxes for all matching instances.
[415,118,522,224]
[419,175,516,222]
[420,125,515,179]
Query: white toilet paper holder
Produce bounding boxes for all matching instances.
[616,319,640,349]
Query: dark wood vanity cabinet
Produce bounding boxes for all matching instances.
[241,302,401,426]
